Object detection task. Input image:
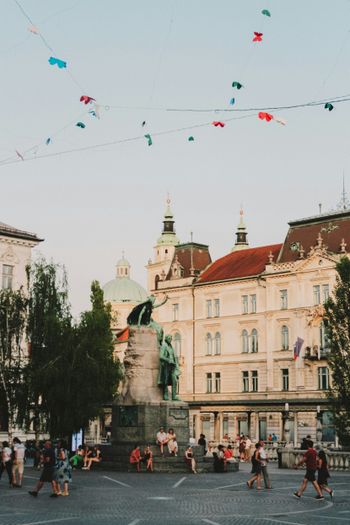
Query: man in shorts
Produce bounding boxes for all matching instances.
[12,437,25,488]
[28,440,58,497]
[293,439,324,500]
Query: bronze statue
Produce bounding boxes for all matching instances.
[127,294,167,326]
[158,334,180,401]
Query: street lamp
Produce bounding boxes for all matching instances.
[316,405,323,446]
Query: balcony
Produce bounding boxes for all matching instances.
[304,345,331,360]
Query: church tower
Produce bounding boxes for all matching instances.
[147,197,180,291]
[231,209,249,251]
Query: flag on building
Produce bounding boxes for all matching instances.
[293,337,304,360]
[115,326,129,344]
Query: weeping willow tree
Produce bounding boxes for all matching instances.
[0,288,27,440]
[324,257,350,447]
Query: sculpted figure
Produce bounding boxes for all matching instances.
[127,294,167,348]
[158,335,180,401]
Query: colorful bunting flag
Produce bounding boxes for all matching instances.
[188,136,194,141]
[253,32,263,42]
[46,138,51,145]
[230,98,235,105]
[28,25,39,34]
[324,103,334,111]
[258,112,273,122]
[80,95,96,105]
[144,134,152,146]
[212,121,225,127]
[232,81,243,89]
[48,56,67,69]
[261,9,271,17]
[15,150,24,161]
[76,122,86,128]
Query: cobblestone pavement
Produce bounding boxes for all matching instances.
[0,463,349,525]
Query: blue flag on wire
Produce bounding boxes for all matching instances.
[293,337,304,360]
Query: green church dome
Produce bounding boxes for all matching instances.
[103,277,147,303]
[102,254,147,303]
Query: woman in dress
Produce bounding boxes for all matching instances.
[55,441,71,496]
[142,445,153,472]
[166,428,178,456]
[184,446,197,474]
[318,450,334,498]
[83,445,102,470]
[247,443,262,490]
[130,444,141,472]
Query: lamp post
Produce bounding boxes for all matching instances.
[283,403,291,444]
[316,405,323,446]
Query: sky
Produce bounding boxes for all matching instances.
[2,0,350,316]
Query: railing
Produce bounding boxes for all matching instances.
[205,441,281,462]
[280,449,350,471]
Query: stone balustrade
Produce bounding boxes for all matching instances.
[280,448,350,471]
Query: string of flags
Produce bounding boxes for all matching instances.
[0,3,347,166]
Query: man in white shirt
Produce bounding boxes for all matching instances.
[259,440,271,489]
[12,437,25,487]
[156,427,167,456]
[244,436,252,461]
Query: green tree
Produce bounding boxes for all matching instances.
[324,257,350,447]
[0,288,27,440]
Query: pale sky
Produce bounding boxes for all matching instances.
[2,0,350,315]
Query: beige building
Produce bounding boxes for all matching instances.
[147,202,349,445]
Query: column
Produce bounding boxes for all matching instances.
[194,412,202,440]
[294,412,298,447]
[247,411,252,437]
[255,412,260,441]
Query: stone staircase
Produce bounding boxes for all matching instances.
[97,444,239,473]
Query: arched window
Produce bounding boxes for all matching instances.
[174,332,181,357]
[251,329,258,353]
[206,333,212,355]
[155,274,160,290]
[281,325,289,350]
[242,330,249,353]
[215,332,221,355]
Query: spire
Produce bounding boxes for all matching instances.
[232,208,249,251]
[337,173,350,211]
[156,195,180,246]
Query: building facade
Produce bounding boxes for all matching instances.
[147,204,348,445]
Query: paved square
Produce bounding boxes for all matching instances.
[0,463,349,525]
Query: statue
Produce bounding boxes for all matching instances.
[127,294,167,348]
[158,334,180,401]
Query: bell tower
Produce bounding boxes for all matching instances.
[232,209,249,251]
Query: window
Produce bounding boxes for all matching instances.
[2,265,13,290]
[214,299,220,317]
[174,332,181,357]
[320,322,330,351]
[242,371,249,392]
[206,373,213,393]
[323,284,329,302]
[214,332,221,355]
[281,325,289,350]
[154,274,160,290]
[250,294,257,313]
[282,368,289,391]
[251,329,258,353]
[242,330,249,353]
[318,367,329,390]
[242,295,248,314]
[215,372,221,393]
[172,303,179,321]
[280,289,288,309]
[206,333,212,355]
[251,370,258,392]
[206,300,212,318]
[313,285,321,305]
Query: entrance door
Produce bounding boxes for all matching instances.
[259,419,267,441]
[238,419,248,436]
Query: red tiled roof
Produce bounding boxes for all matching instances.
[197,244,282,283]
[166,243,211,279]
[278,212,350,262]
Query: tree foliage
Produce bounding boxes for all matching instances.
[26,260,122,438]
[324,256,350,447]
[0,288,27,439]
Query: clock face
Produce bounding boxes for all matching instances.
[290,241,300,253]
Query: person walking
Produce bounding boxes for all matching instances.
[259,440,271,489]
[317,450,334,498]
[12,437,25,488]
[293,439,324,500]
[0,441,13,487]
[28,440,58,497]
[247,443,262,490]
[55,441,71,496]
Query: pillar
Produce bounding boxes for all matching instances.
[194,412,202,440]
